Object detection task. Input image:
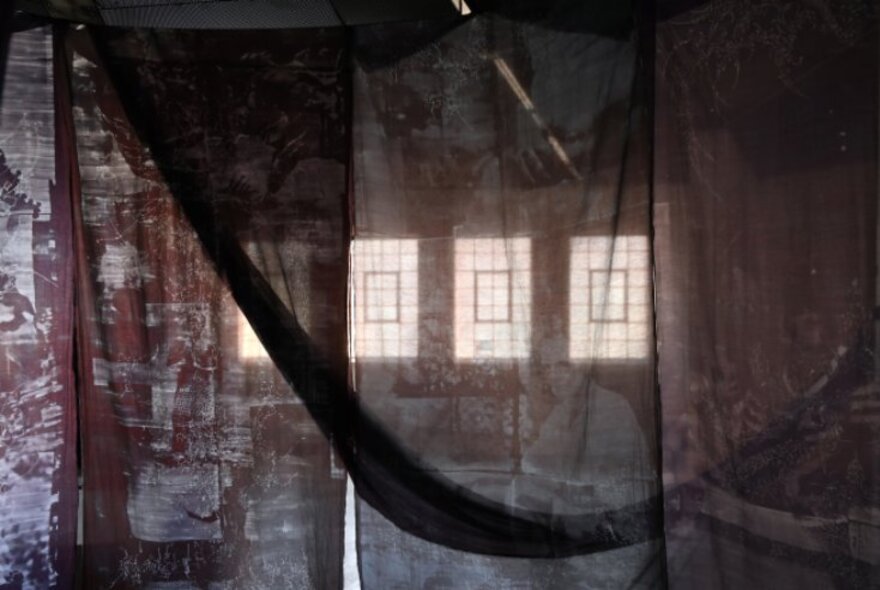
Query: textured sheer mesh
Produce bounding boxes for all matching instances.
[58,9,665,588]
[350,13,663,588]
[655,1,880,588]
[66,27,348,588]
[1,1,878,588]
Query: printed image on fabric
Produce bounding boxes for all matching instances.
[654,2,880,588]
[66,27,347,589]
[0,26,77,590]
[351,11,663,589]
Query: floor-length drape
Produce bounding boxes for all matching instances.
[655,1,880,588]
[350,11,663,588]
[65,27,348,588]
[0,24,77,590]
[62,3,665,572]
[61,8,668,588]
[0,2,874,588]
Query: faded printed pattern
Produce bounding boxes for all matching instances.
[67,28,347,589]
[655,1,880,587]
[352,15,663,588]
[0,27,77,590]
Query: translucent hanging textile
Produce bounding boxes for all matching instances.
[19,1,878,587]
[60,6,662,587]
[64,27,348,588]
[654,1,880,588]
[350,11,663,589]
[0,23,78,590]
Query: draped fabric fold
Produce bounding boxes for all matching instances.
[655,1,880,588]
[62,9,665,574]
[1,2,877,588]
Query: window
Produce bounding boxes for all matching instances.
[238,311,269,360]
[364,272,400,322]
[455,238,531,360]
[350,239,419,358]
[237,238,309,361]
[570,236,650,360]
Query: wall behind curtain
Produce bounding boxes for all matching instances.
[0,25,77,590]
[65,27,348,588]
[655,1,880,588]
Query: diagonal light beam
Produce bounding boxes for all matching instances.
[492,56,582,181]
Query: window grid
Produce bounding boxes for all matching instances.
[238,312,269,360]
[570,236,650,360]
[364,272,400,322]
[455,238,531,360]
[589,269,628,323]
[475,271,511,322]
[351,239,419,358]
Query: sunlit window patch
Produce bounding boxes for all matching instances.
[570,236,651,360]
[455,238,531,360]
[238,311,269,360]
[350,239,419,358]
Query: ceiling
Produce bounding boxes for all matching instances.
[14,0,468,28]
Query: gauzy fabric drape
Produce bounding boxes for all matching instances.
[0,24,77,588]
[58,7,667,589]
[1,1,878,588]
[65,28,348,588]
[655,1,880,588]
[349,14,662,589]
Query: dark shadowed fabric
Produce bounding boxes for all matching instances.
[350,13,663,589]
[63,11,665,574]
[0,25,78,590]
[65,28,348,588]
[655,1,880,588]
[59,6,667,587]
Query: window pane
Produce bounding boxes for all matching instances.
[238,311,269,359]
[455,238,531,360]
[570,236,650,360]
[351,239,419,358]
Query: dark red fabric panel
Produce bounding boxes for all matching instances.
[0,24,78,589]
[655,2,880,588]
[66,27,348,588]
